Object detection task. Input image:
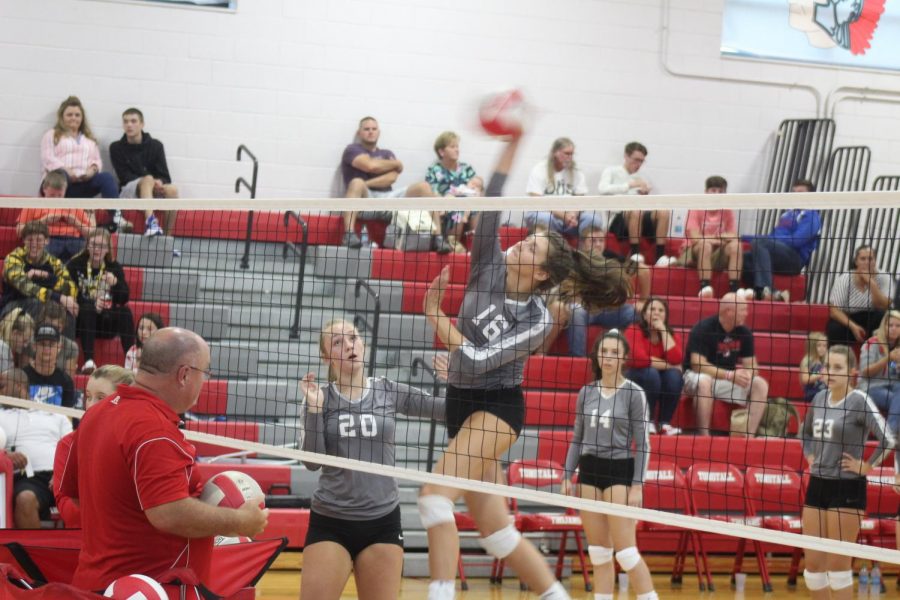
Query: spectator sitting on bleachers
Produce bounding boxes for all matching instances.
[624,297,684,435]
[53,365,135,527]
[32,301,79,379]
[524,138,603,243]
[0,367,72,529]
[109,107,179,237]
[0,220,78,336]
[675,177,743,298]
[799,331,828,403]
[742,179,821,302]
[0,308,34,372]
[599,141,669,265]
[859,310,900,435]
[67,228,135,374]
[23,324,75,408]
[124,312,165,373]
[40,96,119,207]
[17,170,96,263]
[341,116,448,252]
[683,292,770,436]
[425,131,483,254]
[562,224,645,357]
[826,244,894,346]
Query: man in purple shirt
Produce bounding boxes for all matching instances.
[341,117,447,251]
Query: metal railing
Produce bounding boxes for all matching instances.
[352,279,381,378]
[282,211,309,339]
[235,144,259,270]
[411,357,444,473]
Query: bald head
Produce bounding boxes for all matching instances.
[139,328,207,376]
[718,293,748,331]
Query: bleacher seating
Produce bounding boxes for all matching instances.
[3,203,886,573]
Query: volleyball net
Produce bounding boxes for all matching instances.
[1,191,900,568]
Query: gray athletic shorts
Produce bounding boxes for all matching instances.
[682,370,749,405]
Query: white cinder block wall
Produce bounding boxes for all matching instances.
[1,0,899,202]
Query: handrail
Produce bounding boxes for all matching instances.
[353,279,381,379]
[282,211,309,339]
[411,357,443,473]
[236,144,259,270]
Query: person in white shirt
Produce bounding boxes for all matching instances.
[524,137,600,239]
[0,367,72,528]
[599,142,669,264]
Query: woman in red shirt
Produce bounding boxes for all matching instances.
[623,297,683,435]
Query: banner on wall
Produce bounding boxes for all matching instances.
[721,0,900,71]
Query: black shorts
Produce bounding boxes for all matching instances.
[13,471,55,519]
[578,456,634,491]
[804,476,867,511]
[640,211,656,239]
[445,385,525,439]
[304,506,403,560]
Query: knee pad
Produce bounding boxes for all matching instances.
[615,546,642,572]
[803,570,829,591]
[828,570,853,591]
[478,524,521,559]
[588,545,614,566]
[417,495,455,529]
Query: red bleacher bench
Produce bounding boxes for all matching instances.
[536,431,805,472]
[263,508,310,548]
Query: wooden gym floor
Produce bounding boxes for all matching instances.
[255,553,900,598]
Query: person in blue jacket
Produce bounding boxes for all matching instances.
[742,179,822,301]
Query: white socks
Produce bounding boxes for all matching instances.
[539,581,571,599]
[636,592,659,600]
[427,580,455,600]
[594,594,614,600]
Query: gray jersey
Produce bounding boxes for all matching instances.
[448,175,553,389]
[801,388,895,479]
[300,377,445,520]
[564,379,650,485]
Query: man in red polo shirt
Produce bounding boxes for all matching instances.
[58,328,268,591]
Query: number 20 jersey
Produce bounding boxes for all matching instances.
[301,377,443,519]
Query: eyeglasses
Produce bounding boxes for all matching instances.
[186,365,212,381]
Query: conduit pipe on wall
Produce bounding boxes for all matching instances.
[659,0,822,115]
[827,86,900,119]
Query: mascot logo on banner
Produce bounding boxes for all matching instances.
[789,0,886,55]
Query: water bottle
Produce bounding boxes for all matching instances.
[360,225,370,247]
[859,565,869,588]
[870,564,881,594]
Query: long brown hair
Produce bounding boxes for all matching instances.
[589,329,631,381]
[53,96,96,144]
[545,137,575,192]
[541,231,633,313]
[638,296,674,338]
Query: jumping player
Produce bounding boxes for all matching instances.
[417,131,633,600]
[801,345,895,600]
[298,319,445,600]
[561,330,655,600]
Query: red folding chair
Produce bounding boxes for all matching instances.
[687,463,768,592]
[744,466,804,591]
[497,459,591,592]
[642,461,713,591]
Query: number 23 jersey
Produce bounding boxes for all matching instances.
[801,388,894,479]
